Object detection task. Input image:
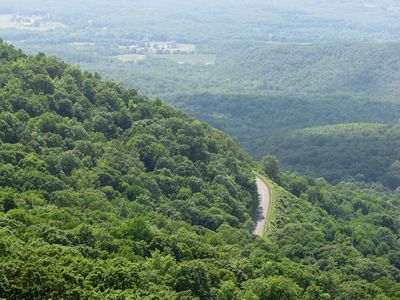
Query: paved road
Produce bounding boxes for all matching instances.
[253,177,271,237]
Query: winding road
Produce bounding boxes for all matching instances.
[253,177,271,237]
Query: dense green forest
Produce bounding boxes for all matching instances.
[1,41,400,299]
[268,123,400,187]
[1,1,400,191]
[21,42,399,101]
[173,93,400,187]
[211,43,400,99]
[1,1,400,298]
[19,41,399,189]
[90,43,400,100]
[9,38,400,191]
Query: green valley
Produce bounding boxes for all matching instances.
[174,93,400,187]
[0,0,400,298]
[269,123,400,186]
[0,40,400,299]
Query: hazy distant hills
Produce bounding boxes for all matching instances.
[270,123,400,186]
[86,42,400,102]
[1,0,400,41]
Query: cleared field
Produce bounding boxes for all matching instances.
[114,54,146,62]
[68,42,95,47]
[156,54,216,65]
[0,14,66,31]
[175,43,196,52]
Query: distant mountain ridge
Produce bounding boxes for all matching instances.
[212,43,400,99]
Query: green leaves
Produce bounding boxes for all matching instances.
[59,151,83,176]
[117,218,153,243]
[243,276,303,300]
[261,155,281,183]
[30,73,55,95]
[2,193,17,213]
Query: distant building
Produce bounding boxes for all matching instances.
[12,15,42,27]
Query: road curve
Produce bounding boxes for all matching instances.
[253,177,271,237]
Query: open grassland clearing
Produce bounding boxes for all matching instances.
[114,54,146,62]
[156,54,216,65]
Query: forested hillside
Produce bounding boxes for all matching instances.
[2,1,400,192]
[72,42,400,101]
[0,40,258,298]
[213,43,400,98]
[269,123,400,186]
[267,172,400,300]
[174,93,400,187]
[1,41,400,299]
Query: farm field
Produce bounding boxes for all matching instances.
[68,42,96,47]
[156,54,216,65]
[114,54,146,62]
[113,53,216,65]
[174,43,196,52]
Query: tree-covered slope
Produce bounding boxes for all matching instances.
[172,94,400,188]
[267,174,400,300]
[0,41,400,299]
[0,40,259,298]
[213,43,400,98]
[77,42,400,101]
[269,123,400,187]
[173,93,400,157]
[0,41,258,228]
